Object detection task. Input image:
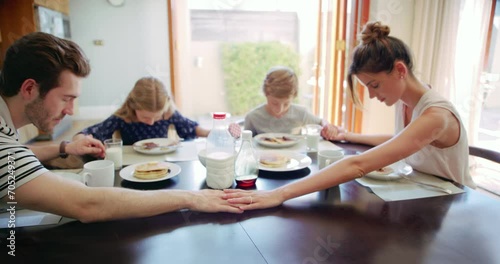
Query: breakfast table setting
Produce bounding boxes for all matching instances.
[1,132,500,263]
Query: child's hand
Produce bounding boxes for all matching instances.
[228,123,241,138]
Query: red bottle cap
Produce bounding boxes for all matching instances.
[213,112,226,119]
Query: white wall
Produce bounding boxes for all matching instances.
[69,0,170,119]
[361,0,414,135]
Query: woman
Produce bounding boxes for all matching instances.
[225,21,475,210]
[75,77,239,145]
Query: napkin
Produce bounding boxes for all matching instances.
[355,170,465,201]
[0,208,62,228]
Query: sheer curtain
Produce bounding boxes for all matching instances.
[410,0,492,144]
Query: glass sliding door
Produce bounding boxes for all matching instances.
[171,0,327,128]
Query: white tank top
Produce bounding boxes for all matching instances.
[395,89,476,188]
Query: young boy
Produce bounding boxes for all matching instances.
[244,66,340,140]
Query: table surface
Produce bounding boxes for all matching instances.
[1,143,499,264]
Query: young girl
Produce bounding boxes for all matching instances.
[244,66,340,140]
[75,77,239,145]
[225,21,475,210]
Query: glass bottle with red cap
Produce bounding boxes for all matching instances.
[234,130,258,188]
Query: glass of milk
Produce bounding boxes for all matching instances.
[104,138,123,170]
[305,124,322,152]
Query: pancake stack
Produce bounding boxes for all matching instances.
[259,153,290,168]
[133,162,169,179]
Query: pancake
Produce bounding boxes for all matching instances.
[261,136,295,144]
[259,153,290,168]
[133,162,169,180]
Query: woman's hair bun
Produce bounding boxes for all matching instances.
[360,21,390,45]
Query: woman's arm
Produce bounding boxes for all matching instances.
[226,106,459,209]
[342,132,393,146]
[318,120,392,146]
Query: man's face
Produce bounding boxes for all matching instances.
[25,70,80,132]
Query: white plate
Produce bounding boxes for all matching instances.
[132,138,179,155]
[258,151,312,172]
[254,133,300,148]
[364,160,413,181]
[119,161,181,182]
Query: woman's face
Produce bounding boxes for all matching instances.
[265,95,294,118]
[135,109,163,125]
[355,70,404,107]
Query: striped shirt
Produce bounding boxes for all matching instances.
[0,97,48,198]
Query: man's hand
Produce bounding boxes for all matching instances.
[188,189,244,213]
[223,189,285,211]
[66,135,105,158]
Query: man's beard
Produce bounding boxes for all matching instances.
[25,97,56,133]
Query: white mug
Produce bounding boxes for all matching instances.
[318,150,344,169]
[81,160,115,187]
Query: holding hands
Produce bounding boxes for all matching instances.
[320,124,347,141]
[189,189,245,213]
[223,189,285,211]
[67,134,106,158]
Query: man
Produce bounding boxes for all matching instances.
[0,32,242,223]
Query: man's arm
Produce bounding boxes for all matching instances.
[12,171,243,223]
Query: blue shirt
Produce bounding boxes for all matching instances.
[80,111,199,145]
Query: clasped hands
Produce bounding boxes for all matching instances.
[67,134,106,158]
[320,124,347,141]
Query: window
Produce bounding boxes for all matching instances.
[170,0,323,128]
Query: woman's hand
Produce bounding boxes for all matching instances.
[188,190,244,213]
[223,189,285,210]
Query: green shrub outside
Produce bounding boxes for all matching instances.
[221,42,300,116]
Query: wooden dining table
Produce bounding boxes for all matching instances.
[1,142,499,264]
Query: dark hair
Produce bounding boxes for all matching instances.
[347,21,414,105]
[0,32,91,98]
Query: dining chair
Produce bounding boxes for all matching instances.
[469,146,500,163]
[469,145,500,198]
